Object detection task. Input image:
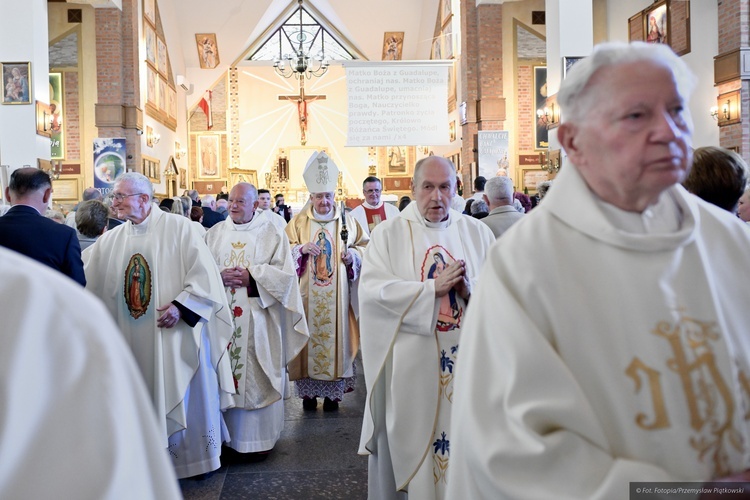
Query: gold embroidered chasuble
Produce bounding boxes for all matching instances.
[447,164,750,499]
[285,203,369,381]
[205,216,310,410]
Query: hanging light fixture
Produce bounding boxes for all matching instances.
[273,0,330,79]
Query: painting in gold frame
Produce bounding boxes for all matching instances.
[227,168,258,189]
[378,146,416,177]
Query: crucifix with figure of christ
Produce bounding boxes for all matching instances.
[279,75,326,146]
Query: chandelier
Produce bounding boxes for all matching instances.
[273,0,330,79]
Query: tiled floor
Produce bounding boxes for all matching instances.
[180,357,368,499]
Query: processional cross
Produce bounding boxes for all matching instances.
[279,76,326,146]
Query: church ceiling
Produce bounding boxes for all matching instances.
[169,0,440,69]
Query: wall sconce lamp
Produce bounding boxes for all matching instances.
[174,142,187,160]
[536,106,552,125]
[536,101,560,129]
[715,90,741,127]
[145,126,161,147]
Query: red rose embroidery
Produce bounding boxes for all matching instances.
[234,377,239,391]
[233,306,243,318]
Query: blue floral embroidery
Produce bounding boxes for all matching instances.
[440,350,454,374]
[451,344,458,355]
[433,432,450,456]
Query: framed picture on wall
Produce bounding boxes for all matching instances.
[387,147,407,174]
[167,86,177,119]
[628,0,690,56]
[157,38,168,76]
[195,34,220,70]
[145,23,157,68]
[644,1,668,45]
[1,62,31,104]
[443,22,454,60]
[143,0,155,25]
[382,32,404,61]
[533,66,549,150]
[442,0,452,24]
[197,134,221,178]
[158,78,167,113]
[228,168,258,188]
[146,66,158,108]
[521,168,549,193]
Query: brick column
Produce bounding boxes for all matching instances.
[459,0,505,188]
[94,0,141,171]
[715,0,750,159]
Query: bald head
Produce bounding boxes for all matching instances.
[228,183,258,224]
[82,187,102,202]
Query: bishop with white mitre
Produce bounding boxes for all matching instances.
[285,152,369,411]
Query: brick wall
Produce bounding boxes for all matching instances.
[64,72,80,161]
[95,8,123,104]
[122,0,138,105]
[94,0,140,171]
[477,4,503,101]
[189,78,227,132]
[717,0,750,159]
[517,65,533,151]
[459,0,504,187]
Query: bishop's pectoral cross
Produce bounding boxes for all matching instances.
[279,76,326,146]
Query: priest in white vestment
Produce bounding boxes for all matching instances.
[285,152,369,411]
[448,42,750,499]
[205,182,309,455]
[0,246,181,500]
[358,156,495,499]
[350,176,400,237]
[83,172,235,479]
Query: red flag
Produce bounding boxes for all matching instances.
[198,90,213,129]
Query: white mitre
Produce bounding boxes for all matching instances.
[303,151,339,194]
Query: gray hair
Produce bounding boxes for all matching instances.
[470,199,488,215]
[201,194,216,207]
[170,196,184,215]
[485,176,513,203]
[558,42,696,123]
[115,172,153,199]
[413,156,457,187]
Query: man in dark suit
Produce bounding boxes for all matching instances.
[200,194,225,228]
[0,167,85,286]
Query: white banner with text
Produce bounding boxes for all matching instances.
[345,61,451,146]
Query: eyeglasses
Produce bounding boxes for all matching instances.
[364,189,381,194]
[112,192,144,201]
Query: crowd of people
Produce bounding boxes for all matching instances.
[2,42,750,499]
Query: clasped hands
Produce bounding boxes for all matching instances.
[301,243,353,266]
[434,260,470,300]
[221,266,251,289]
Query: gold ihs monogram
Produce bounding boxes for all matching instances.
[625,315,743,476]
[224,241,252,268]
